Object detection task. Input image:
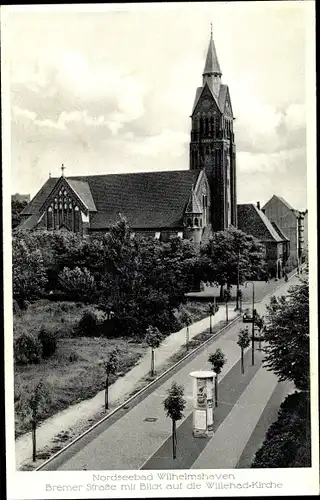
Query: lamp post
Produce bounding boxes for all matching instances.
[245,280,255,366]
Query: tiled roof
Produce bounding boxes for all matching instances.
[21,178,57,215]
[271,221,290,242]
[237,204,285,242]
[21,170,202,230]
[67,179,97,211]
[19,213,41,229]
[192,87,204,113]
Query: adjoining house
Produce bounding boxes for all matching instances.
[262,195,308,271]
[12,193,30,204]
[237,202,290,279]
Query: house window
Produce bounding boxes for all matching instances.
[177,232,183,239]
[155,232,161,240]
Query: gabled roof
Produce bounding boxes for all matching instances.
[237,204,286,243]
[192,82,222,114]
[185,190,202,214]
[262,194,295,212]
[271,221,290,241]
[21,169,203,230]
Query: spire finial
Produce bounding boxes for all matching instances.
[49,171,51,179]
[210,22,213,37]
[61,163,65,177]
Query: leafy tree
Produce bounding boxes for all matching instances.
[263,276,309,391]
[17,380,50,461]
[12,237,48,308]
[163,381,186,459]
[12,199,27,229]
[102,350,119,410]
[254,313,265,350]
[251,391,311,468]
[58,266,97,303]
[208,300,219,334]
[145,325,163,376]
[224,288,232,323]
[201,227,266,299]
[179,308,193,351]
[237,327,251,374]
[208,348,227,407]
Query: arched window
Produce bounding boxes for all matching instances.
[187,217,192,227]
[194,217,199,227]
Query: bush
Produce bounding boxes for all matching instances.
[38,327,57,358]
[14,333,42,365]
[58,267,97,303]
[76,309,105,337]
[68,351,79,363]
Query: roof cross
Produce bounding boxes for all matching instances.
[61,164,66,177]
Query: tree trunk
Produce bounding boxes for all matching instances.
[220,284,224,300]
[241,348,244,374]
[186,326,189,350]
[172,419,177,459]
[105,374,109,410]
[214,375,218,407]
[151,348,155,376]
[226,303,229,323]
[32,418,36,462]
[210,314,212,334]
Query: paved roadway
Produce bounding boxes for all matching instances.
[41,276,299,471]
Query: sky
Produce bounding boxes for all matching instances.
[4,1,314,210]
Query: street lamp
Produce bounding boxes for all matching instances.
[245,280,255,366]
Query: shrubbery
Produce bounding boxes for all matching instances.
[38,327,57,358]
[76,309,106,337]
[14,333,43,365]
[251,391,311,468]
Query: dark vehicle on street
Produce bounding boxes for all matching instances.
[242,308,253,323]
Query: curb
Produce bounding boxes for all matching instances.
[35,314,240,471]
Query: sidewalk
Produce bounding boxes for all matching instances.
[15,305,237,469]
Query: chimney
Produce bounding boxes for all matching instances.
[257,201,260,210]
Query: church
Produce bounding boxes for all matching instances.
[19,29,237,246]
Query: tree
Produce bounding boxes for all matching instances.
[103,350,119,410]
[201,227,266,299]
[208,348,227,407]
[163,382,186,459]
[237,328,251,374]
[254,313,265,350]
[224,288,231,323]
[179,308,193,351]
[12,237,48,308]
[58,266,97,303]
[263,276,309,391]
[18,380,50,461]
[208,301,217,335]
[12,199,27,229]
[251,391,311,468]
[145,326,163,376]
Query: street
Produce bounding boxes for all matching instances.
[40,275,299,471]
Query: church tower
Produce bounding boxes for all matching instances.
[190,27,237,231]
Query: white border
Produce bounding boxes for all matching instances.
[2,2,319,498]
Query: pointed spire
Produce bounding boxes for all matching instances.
[61,163,65,177]
[203,24,221,77]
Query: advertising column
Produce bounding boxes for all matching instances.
[190,371,216,438]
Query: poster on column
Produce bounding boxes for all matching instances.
[196,378,207,408]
